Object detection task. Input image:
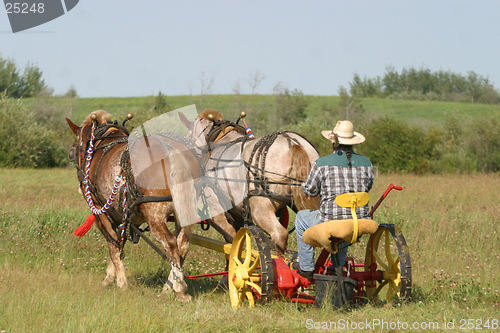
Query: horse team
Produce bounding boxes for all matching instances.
[66,107,320,302]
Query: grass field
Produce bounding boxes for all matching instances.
[1,168,500,332]
[28,94,500,127]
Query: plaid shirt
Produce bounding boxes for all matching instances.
[301,149,374,222]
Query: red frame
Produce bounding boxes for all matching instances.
[272,246,382,303]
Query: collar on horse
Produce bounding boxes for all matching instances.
[206,120,247,145]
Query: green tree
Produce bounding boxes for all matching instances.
[274,88,309,126]
[18,63,45,97]
[374,66,500,104]
[0,56,20,97]
[0,54,45,98]
[154,90,169,111]
[337,85,363,120]
[349,73,383,97]
[64,85,78,98]
[465,71,486,103]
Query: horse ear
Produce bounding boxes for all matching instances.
[178,112,191,129]
[66,118,80,135]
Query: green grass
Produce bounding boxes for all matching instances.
[358,98,500,125]
[24,94,500,127]
[11,93,500,172]
[1,169,499,332]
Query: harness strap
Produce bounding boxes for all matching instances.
[248,131,298,196]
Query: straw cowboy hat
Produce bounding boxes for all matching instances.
[321,120,365,145]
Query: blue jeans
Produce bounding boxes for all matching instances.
[295,209,348,272]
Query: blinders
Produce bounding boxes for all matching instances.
[68,146,77,162]
[70,125,92,169]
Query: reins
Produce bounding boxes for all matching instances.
[199,119,315,223]
[205,122,308,189]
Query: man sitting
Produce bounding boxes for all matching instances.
[295,120,374,281]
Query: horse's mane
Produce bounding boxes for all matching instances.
[200,108,224,121]
[82,110,112,126]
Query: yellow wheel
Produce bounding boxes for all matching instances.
[365,224,411,303]
[228,227,273,308]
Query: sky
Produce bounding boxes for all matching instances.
[1,0,500,98]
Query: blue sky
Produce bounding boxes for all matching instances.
[1,0,500,98]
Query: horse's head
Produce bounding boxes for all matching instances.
[179,108,224,148]
[66,110,113,170]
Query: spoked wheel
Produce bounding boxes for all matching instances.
[228,226,274,308]
[365,224,412,302]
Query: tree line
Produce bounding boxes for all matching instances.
[348,66,500,104]
[1,55,500,172]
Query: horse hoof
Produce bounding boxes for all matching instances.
[117,280,128,289]
[176,293,192,303]
[101,278,115,288]
[119,284,128,290]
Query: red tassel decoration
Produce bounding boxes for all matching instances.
[74,214,96,237]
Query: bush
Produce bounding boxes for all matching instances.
[467,117,500,172]
[356,114,500,174]
[274,88,309,126]
[358,117,439,173]
[154,91,169,111]
[289,110,336,156]
[0,94,67,167]
[63,85,78,98]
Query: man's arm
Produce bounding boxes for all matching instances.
[301,163,322,196]
[367,166,375,191]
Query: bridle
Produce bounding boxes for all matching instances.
[69,124,94,183]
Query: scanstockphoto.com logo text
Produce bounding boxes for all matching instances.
[305,318,499,330]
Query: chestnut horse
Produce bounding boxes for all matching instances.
[180,109,321,253]
[66,110,198,302]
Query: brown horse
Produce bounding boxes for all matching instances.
[66,110,198,302]
[180,109,321,253]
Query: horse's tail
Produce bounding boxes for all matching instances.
[168,148,196,235]
[289,144,320,211]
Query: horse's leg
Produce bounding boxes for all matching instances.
[165,226,192,302]
[248,197,289,254]
[211,214,236,242]
[95,215,128,289]
[176,227,190,264]
[102,260,116,287]
[203,187,237,242]
[141,202,192,302]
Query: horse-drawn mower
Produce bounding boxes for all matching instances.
[188,184,412,308]
[69,107,411,308]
